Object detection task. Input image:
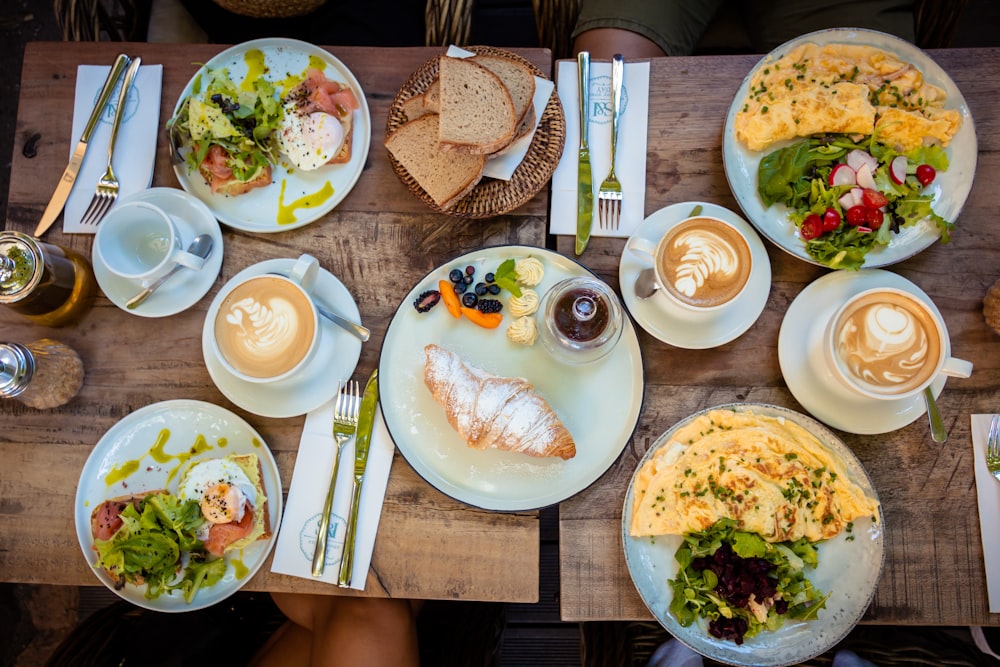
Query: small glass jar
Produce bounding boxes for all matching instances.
[537,276,623,364]
[0,339,84,409]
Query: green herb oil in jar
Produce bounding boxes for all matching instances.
[0,232,96,327]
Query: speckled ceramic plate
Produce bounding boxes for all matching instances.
[622,403,884,666]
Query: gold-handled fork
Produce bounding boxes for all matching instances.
[311,379,360,576]
[987,415,1000,483]
[597,53,624,230]
[80,56,141,226]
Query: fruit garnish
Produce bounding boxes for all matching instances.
[413,290,441,313]
[477,299,503,314]
[439,279,461,318]
[462,293,478,308]
[916,164,936,186]
[461,307,502,329]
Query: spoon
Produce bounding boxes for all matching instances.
[635,268,659,299]
[126,234,214,309]
[924,386,947,442]
[266,272,370,342]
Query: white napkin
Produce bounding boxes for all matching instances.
[445,45,555,181]
[550,59,650,238]
[270,401,394,589]
[971,414,1000,611]
[64,64,162,234]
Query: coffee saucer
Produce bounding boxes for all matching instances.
[93,187,224,318]
[619,201,771,349]
[778,269,946,435]
[201,258,363,418]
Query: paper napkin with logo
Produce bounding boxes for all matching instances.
[271,399,394,589]
[971,414,1000,611]
[64,64,162,234]
[550,59,649,238]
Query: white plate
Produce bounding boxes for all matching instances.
[622,403,884,667]
[778,269,948,435]
[722,28,977,268]
[93,187,223,317]
[619,201,771,349]
[202,258,363,418]
[170,38,371,232]
[379,245,644,511]
[74,399,283,612]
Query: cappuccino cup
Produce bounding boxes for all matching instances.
[95,201,207,286]
[212,254,321,383]
[824,287,972,401]
[627,216,753,311]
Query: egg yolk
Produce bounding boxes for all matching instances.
[201,482,244,524]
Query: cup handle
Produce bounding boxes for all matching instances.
[288,254,320,292]
[941,356,973,379]
[170,248,207,272]
[626,236,656,263]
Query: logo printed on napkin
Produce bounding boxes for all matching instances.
[64,64,162,234]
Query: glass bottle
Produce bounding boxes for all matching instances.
[0,339,84,409]
[0,231,96,327]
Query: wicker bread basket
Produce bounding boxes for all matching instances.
[211,0,327,18]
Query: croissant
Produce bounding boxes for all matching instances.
[423,344,576,460]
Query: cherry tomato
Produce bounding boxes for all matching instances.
[866,208,885,229]
[822,207,841,231]
[846,205,868,226]
[861,188,888,209]
[916,164,936,186]
[800,214,823,240]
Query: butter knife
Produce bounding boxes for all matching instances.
[338,368,379,587]
[34,54,131,237]
[575,51,593,256]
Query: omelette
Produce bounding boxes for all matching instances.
[630,409,879,543]
[734,42,962,153]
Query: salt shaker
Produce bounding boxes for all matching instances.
[0,339,84,409]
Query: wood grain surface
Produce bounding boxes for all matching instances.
[1,42,553,603]
[556,49,1000,626]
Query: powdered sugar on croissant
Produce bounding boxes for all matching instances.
[423,344,576,460]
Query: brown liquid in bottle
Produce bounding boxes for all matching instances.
[553,288,609,342]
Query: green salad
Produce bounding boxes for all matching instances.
[669,518,831,644]
[757,133,952,270]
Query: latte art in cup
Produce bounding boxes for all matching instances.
[659,218,752,308]
[833,292,941,396]
[214,276,316,379]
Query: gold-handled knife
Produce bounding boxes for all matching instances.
[575,51,593,256]
[34,54,131,237]
[338,368,379,587]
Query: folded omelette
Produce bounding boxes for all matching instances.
[630,409,879,543]
[734,42,962,153]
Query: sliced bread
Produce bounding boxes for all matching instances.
[471,54,535,127]
[385,114,486,210]
[438,56,517,154]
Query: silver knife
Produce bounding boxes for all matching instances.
[34,54,131,237]
[338,368,379,587]
[575,51,593,256]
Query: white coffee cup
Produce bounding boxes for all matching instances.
[210,254,321,384]
[94,201,207,286]
[824,287,972,401]
[627,216,753,312]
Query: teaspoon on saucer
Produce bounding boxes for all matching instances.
[266,271,370,342]
[924,386,947,442]
[635,268,659,299]
[125,234,214,309]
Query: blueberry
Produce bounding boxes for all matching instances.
[454,281,468,294]
[475,282,488,296]
[485,272,495,283]
[465,265,476,275]
[488,284,501,295]
[449,268,464,283]
[462,293,478,308]
[462,274,474,285]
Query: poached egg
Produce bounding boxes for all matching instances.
[277,100,345,171]
[178,458,257,526]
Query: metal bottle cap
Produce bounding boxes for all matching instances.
[0,342,34,398]
[0,232,42,304]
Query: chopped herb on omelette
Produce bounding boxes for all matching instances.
[630,409,879,543]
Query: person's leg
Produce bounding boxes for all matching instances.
[572,0,728,58]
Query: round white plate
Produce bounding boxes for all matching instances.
[74,399,283,612]
[778,269,948,435]
[722,28,977,268]
[623,403,884,667]
[170,38,371,232]
[619,201,771,349]
[379,245,644,511]
[202,257,363,418]
[93,187,223,318]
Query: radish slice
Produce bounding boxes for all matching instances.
[858,226,873,233]
[829,164,857,186]
[838,191,859,210]
[889,155,908,185]
[846,149,878,173]
[856,163,878,190]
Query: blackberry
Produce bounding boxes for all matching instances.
[449,268,464,283]
[477,299,503,314]
[413,290,441,313]
[484,272,495,283]
[462,293,478,308]
[488,284,501,295]
[474,282,488,296]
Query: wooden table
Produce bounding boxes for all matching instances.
[556,48,1000,626]
[0,42,551,603]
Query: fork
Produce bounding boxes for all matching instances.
[311,379,360,576]
[597,53,624,230]
[987,415,1000,483]
[80,56,141,226]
